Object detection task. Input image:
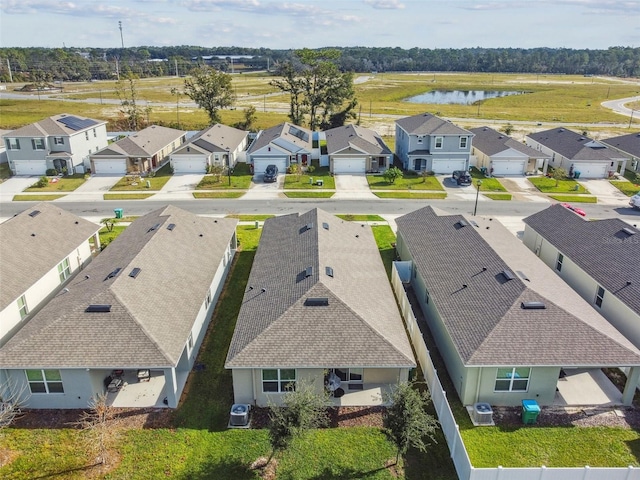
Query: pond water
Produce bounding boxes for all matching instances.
[405,90,527,105]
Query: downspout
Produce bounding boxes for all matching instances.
[475,367,482,404]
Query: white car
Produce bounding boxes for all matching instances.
[630,193,640,210]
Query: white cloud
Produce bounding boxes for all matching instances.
[363,0,405,9]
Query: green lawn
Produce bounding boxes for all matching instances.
[484,193,512,200]
[0,162,12,181]
[13,194,66,201]
[196,163,253,190]
[374,192,447,199]
[284,191,334,198]
[284,167,336,189]
[528,176,589,194]
[337,214,386,222]
[193,191,246,198]
[367,174,444,191]
[371,225,397,279]
[548,194,598,203]
[110,163,173,191]
[469,168,508,192]
[610,180,640,197]
[24,174,86,192]
[226,214,276,221]
[103,193,155,200]
[90,225,128,249]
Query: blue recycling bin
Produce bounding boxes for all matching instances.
[522,399,540,424]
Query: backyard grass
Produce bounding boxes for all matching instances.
[610,180,640,197]
[367,174,445,191]
[284,191,335,198]
[103,193,155,200]
[371,225,397,279]
[23,174,86,192]
[109,163,173,191]
[484,193,512,200]
[528,176,590,194]
[548,194,598,203]
[284,167,336,189]
[12,194,66,201]
[374,192,447,199]
[196,163,253,190]
[337,214,386,222]
[193,191,245,198]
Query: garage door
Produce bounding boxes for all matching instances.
[93,159,126,175]
[253,158,287,175]
[333,158,366,174]
[431,159,466,174]
[573,162,607,179]
[172,157,207,173]
[14,160,47,176]
[492,161,526,176]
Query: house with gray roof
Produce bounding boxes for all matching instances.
[525,128,629,178]
[90,125,186,175]
[225,208,415,407]
[324,124,392,174]
[601,132,640,174]
[0,206,237,409]
[247,122,312,176]
[469,126,550,176]
[0,203,101,345]
[2,113,108,175]
[170,123,248,173]
[395,113,474,174]
[523,204,640,353]
[395,206,640,407]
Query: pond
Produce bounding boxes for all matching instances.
[405,90,527,105]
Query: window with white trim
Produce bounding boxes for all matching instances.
[555,253,564,272]
[494,367,530,392]
[330,368,363,383]
[85,131,89,140]
[26,369,64,394]
[31,138,45,150]
[262,369,296,393]
[17,295,28,319]
[434,136,443,149]
[93,128,97,138]
[459,137,467,149]
[54,137,65,145]
[595,286,605,308]
[6,138,20,150]
[57,258,71,283]
[417,136,423,144]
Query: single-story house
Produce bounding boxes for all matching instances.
[0,206,237,409]
[225,208,416,407]
[0,203,101,345]
[170,123,248,173]
[601,132,640,174]
[90,125,186,175]
[469,126,550,176]
[247,122,312,175]
[523,204,640,350]
[525,128,629,178]
[324,124,392,174]
[395,206,640,407]
[395,113,474,174]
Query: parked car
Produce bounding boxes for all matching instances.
[630,193,640,210]
[263,164,278,183]
[560,202,586,217]
[452,170,472,186]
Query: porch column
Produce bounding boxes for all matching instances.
[622,366,640,406]
[542,158,549,175]
[164,368,178,408]
[92,233,101,252]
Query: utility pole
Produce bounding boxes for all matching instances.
[115,58,120,81]
[119,21,124,49]
[6,58,13,83]
[175,59,179,77]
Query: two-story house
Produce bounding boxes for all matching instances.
[2,114,108,175]
[395,113,474,174]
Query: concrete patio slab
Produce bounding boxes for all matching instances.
[554,368,623,407]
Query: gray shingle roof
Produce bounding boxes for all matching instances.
[93,125,185,157]
[396,206,640,367]
[396,113,472,136]
[225,209,415,369]
[174,123,247,155]
[523,204,640,316]
[470,126,550,158]
[2,114,106,138]
[325,124,391,156]
[0,203,100,311]
[247,122,312,154]
[601,132,640,158]
[527,128,624,161]
[0,206,237,369]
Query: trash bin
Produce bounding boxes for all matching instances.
[316,179,324,187]
[522,399,540,425]
[309,177,314,184]
[114,208,124,219]
[574,171,581,179]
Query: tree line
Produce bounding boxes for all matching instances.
[0,45,638,83]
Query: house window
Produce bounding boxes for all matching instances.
[495,367,530,392]
[85,132,89,140]
[262,369,296,393]
[57,258,71,283]
[555,253,564,272]
[17,295,28,319]
[6,138,20,150]
[31,138,45,150]
[379,157,386,168]
[417,136,423,144]
[434,137,443,149]
[331,368,363,383]
[93,128,97,138]
[54,137,65,145]
[595,286,605,308]
[459,137,467,149]
[26,369,64,394]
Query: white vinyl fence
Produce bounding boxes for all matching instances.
[391,263,639,480]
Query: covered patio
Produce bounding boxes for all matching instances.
[554,368,625,407]
[105,370,168,408]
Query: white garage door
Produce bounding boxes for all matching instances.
[14,160,47,176]
[172,158,207,173]
[253,158,287,175]
[431,159,466,174]
[333,157,366,174]
[93,159,126,175]
[573,162,607,179]
[492,161,526,176]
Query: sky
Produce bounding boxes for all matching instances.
[1,0,639,50]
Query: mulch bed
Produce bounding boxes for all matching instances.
[12,407,173,430]
[490,406,640,429]
[250,406,385,429]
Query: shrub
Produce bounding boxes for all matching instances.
[33,176,49,188]
[45,168,58,176]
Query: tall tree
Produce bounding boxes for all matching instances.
[115,73,145,131]
[270,62,306,125]
[183,66,235,125]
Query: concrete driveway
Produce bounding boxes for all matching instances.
[153,174,205,200]
[240,175,282,200]
[578,179,631,205]
[0,176,39,198]
[333,174,376,199]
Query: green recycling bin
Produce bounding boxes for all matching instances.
[114,208,124,219]
[522,399,540,425]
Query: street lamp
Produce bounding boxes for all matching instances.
[226,148,231,186]
[473,180,482,216]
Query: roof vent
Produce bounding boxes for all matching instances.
[147,223,160,233]
[104,267,122,281]
[305,297,329,306]
[305,266,313,277]
[167,223,176,231]
[86,304,112,313]
[621,227,636,236]
[129,267,141,278]
[457,219,469,227]
[326,266,334,277]
[502,269,515,281]
[322,222,329,230]
[28,210,41,217]
[517,271,530,282]
[522,301,546,310]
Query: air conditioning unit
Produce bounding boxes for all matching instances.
[229,404,251,427]
[473,402,493,426]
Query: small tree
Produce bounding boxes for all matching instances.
[210,164,225,183]
[384,382,439,466]
[0,378,29,429]
[552,167,567,187]
[76,393,116,466]
[235,105,258,131]
[501,123,514,135]
[33,176,49,188]
[115,73,146,131]
[383,166,403,185]
[100,217,118,233]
